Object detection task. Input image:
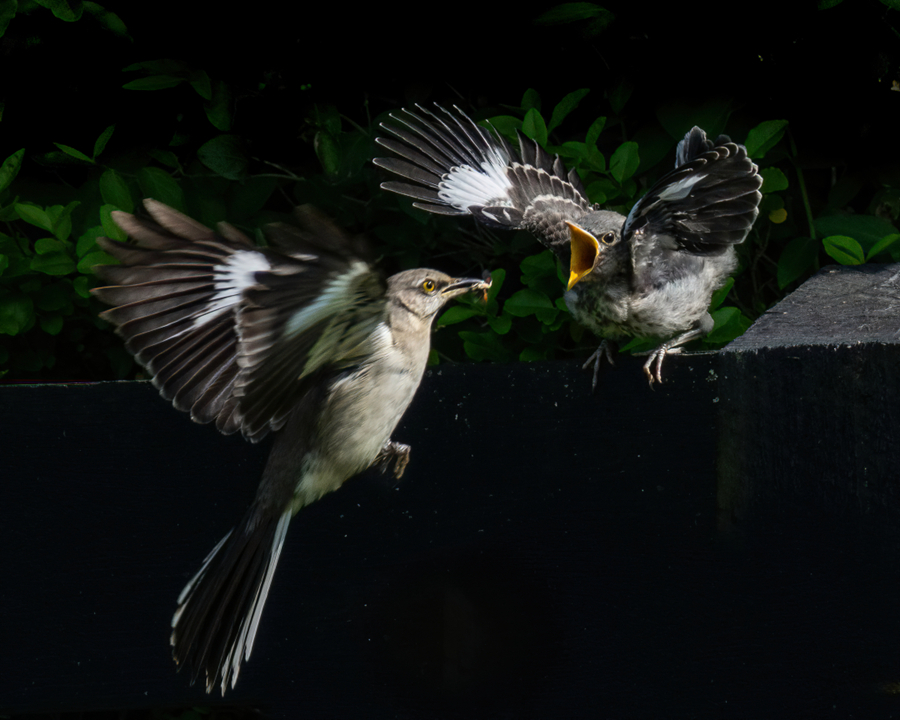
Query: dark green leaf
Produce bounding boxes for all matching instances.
[99,168,133,212]
[76,226,103,257]
[40,313,64,335]
[0,294,34,335]
[30,244,76,275]
[122,75,183,91]
[585,116,606,146]
[53,142,93,163]
[705,306,744,345]
[485,267,505,302]
[122,58,189,74]
[520,249,560,292]
[436,305,478,327]
[519,347,549,362]
[610,141,639,184]
[521,88,541,112]
[657,100,733,143]
[78,250,116,274]
[777,236,818,289]
[189,69,212,100]
[229,176,277,221]
[38,0,83,21]
[205,80,232,131]
[744,120,788,159]
[548,88,589,132]
[866,233,900,260]
[459,330,511,362]
[619,336,658,354]
[0,253,7,276]
[197,135,248,181]
[814,214,897,252]
[584,144,606,173]
[0,148,24,193]
[15,203,53,231]
[535,2,614,34]
[73,275,91,298]
[504,288,558,324]
[760,167,788,193]
[522,108,548,146]
[483,115,521,142]
[92,124,115,159]
[585,179,611,204]
[0,0,15,39]
[47,201,79,242]
[709,277,734,310]
[822,235,865,265]
[557,141,587,162]
[100,204,127,241]
[486,313,512,335]
[137,167,185,208]
[313,131,340,177]
[148,149,181,169]
[84,3,129,37]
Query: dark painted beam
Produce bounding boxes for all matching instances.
[718,263,900,532]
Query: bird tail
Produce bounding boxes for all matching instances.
[373,104,592,236]
[171,503,292,695]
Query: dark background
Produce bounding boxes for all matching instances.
[4,1,898,195]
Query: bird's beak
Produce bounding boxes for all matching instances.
[442,275,492,301]
[567,222,600,291]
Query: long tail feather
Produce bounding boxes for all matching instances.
[171,505,292,695]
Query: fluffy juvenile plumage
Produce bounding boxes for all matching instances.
[374,104,762,384]
[93,200,489,694]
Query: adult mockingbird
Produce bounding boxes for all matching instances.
[373,105,762,385]
[92,199,489,694]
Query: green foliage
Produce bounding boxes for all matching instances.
[0,0,129,39]
[1,11,897,380]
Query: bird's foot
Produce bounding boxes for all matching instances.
[634,344,683,387]
[374,440,411,480]
[581,340,616,392]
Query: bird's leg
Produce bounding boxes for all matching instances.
[634,326,708,386]
[581,339,617,392]
[374,440,411,480]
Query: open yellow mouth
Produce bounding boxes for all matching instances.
[567,221,600,290]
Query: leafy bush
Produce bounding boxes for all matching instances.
[1,5,898,380]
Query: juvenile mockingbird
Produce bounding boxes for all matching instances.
[373,105,762,385]
[92,199,489,694]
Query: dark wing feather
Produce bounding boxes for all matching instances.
[624,133,763,256]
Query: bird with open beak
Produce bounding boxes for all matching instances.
[374,104,762,387]
[92,199,490,694]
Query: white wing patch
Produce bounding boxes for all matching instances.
[438,149,514,211]
[655,172,706,202]
[193,250,271,328]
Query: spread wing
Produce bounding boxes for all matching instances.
[92,200,386,442]
[374,104,595,255]
[623,127,763,258]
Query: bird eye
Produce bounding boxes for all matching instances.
[422,279,436,293]
[601,231,616,245]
